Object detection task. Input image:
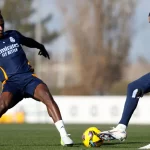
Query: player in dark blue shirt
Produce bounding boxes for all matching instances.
[0,11,73,146]
[98,12,150,150]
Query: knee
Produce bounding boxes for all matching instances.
[127,82,143,98]
[128,81,137,90]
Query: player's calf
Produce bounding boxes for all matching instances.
[34,84,74,146]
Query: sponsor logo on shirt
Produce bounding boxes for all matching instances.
[0,43,19,57]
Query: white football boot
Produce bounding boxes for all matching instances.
[139,144,150,149]
[60,134,74,147]
[99,125,127,141]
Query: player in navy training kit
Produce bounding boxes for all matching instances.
[99,13,150,149]
[0,11,73,146]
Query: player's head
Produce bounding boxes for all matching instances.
[0,10,4,38]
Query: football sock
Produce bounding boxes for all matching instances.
[118,73,150,127]
[116,124,126,131]
[55,120,68,137]
[119,91,139,126]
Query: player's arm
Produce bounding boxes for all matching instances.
[17,31,50,59]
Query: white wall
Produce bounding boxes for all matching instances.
[5,96,150,124]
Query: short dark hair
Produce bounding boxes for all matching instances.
[0,10,3,19]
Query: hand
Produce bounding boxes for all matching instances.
[38,45,50,59]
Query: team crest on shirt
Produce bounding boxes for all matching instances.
[9,37,15,43]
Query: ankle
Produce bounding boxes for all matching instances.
[116,124,127,131]
[55,120,68,137]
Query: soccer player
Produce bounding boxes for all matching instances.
[99,12,150,150]
[0,11,73,146]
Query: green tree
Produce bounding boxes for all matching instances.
[0,0,59,66]
[1,0,58,43]
[58,0,137,95]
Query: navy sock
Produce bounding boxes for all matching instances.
[119,96,139,126]
[119,73,150,126]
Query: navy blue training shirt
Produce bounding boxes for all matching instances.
[0,30,42,82]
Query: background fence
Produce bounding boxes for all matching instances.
[2,96,150,124]
[0,0,150,125]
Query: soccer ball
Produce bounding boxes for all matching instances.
[82,127,103,148]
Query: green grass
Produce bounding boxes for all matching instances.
[0,124,149,150]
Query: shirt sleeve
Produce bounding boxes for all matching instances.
[15,30,43,49]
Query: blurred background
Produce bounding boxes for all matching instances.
[0,0,149,96]
[0,0,150,124]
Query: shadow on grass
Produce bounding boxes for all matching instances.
[0,143,83,147]
[103,141,148,146]
[0,144,60,147]
[0,141,147,148]
[73,142,83,147]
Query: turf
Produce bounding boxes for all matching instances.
[0,124,149,150]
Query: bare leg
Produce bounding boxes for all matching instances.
[0,92,13,117]
[33,83,73,146]
[34,84,61,123]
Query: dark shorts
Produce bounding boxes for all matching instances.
[2,73,44,101]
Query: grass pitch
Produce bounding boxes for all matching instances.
[0,124,149,150]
